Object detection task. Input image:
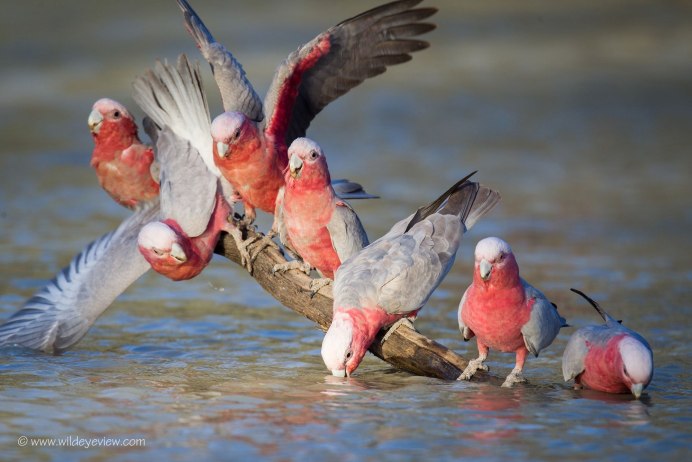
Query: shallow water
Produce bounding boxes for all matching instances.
[1,1,691,460]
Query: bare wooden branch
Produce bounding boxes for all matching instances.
[215,227,473,381]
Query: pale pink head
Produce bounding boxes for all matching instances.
[473,237,519,287]
[88,98,135,135]
[210,111,260,164]
[321,312,369,377]
[618,335,654,398]
[137,221,188,272]
[286,137,331,188]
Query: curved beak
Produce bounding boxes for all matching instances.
[216,141,230,158]
[480,259,492,281]
[170,242,187,263]
[630,383,644,399]
[88,109,103,134]
[331,369,346,378]
[289,154,303,179]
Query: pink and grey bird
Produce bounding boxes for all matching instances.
[88,98,160,208]
[133,55,240,280]
[274,138,369,292]
[322,173,500,377]
[562,288,653,399]
[177,0,431,222]
[458,237,567,387]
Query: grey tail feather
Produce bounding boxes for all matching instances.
[461,184,501,231]
[404,171,477,233]
[570,288,610,323]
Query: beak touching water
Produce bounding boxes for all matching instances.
[88,109,103,134]
[289,155,303,179]
[480,259,492,281]
[631,383,644,399]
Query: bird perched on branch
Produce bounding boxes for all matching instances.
[272,138,369,294]
[562,288,653,398]
[458,237,567,387]
[321,172,500,377]
[133,55,244,278]
[87,98,160,208]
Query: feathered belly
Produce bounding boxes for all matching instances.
[578,337,629,393]
[463,295,529,352]
[288,226,340,279]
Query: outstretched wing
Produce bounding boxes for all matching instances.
[263,0,436,148]
[133,54,218,177]
[0,201,159,353]
[326,201,369,264]
[176,0,264,121]
[157,127,217,238]
[331,178,379,200]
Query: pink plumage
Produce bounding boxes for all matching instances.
[458,237,566,387]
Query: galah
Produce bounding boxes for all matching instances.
[562,289,653,398]
[132,55,242,279]
[321,172,501,377]
[0,200,160,353]
[177,0,433,223]
[273,138,369,293]
[458,237,568,387]
[88,98,160,208]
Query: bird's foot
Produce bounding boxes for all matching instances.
[457,358,489,381]
[225,225,260,273]
[381,317,416,344]
[246,231,279,264]
[308,278,332,298]
[501,368,527,388]
[231,212,255,231]
[272,260,312,277]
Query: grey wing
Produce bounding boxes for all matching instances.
[0,201,159,353]
[457,288,474,341]
[326,201,369,264]
[263,0,436,146]
[133,54,218,177]
[520,281,565,357]
[331,179,379,200]
[176,0,264,121]
[157,127,217,237]
[562,328,590,381]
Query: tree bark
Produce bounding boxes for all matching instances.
[215,228,473,381]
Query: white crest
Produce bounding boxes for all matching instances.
[475,236,513,261]
[137,222,177,250]
[619,335,653,384]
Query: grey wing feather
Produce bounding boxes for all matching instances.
[157,127,217,237]
[133,54,218,177]
[263,0,436,145]
[331,178,379,200]
[562,328,590,381]
[0,201,159,353]
[457,288,474,341]
[326,201,369,264]
[334,180,500,316]
[520,281,566,357]
[176,0,264,121]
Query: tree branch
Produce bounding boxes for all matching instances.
[215,227,472,381]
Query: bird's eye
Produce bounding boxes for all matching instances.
[152,248,163,256]
[345,351,353,360]
[113,110,121,119]
[233,129,241,140]
[498,253,505,262]
[309,150,319,160]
